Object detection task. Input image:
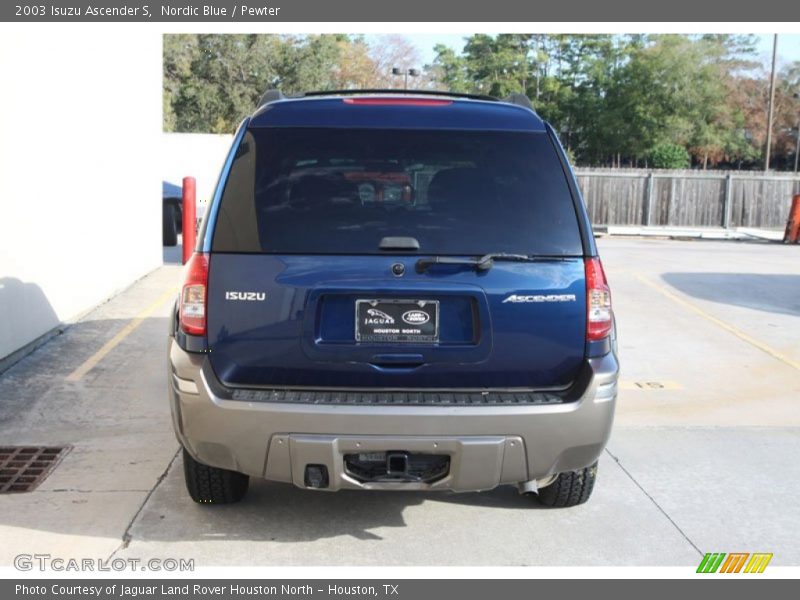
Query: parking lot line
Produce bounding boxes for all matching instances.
[65,287,178,382]
[635,274,800,372]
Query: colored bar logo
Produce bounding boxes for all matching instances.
[697,552,773,573]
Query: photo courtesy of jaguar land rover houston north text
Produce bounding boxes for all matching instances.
[167,89,619,507]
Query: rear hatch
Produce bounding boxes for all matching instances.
[206,112,587,390]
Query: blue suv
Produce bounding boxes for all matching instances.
[168,90,618,507]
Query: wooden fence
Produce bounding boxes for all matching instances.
[573,169,800,228]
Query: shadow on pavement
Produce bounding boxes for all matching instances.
[661,272,800,316]
[0,277,60,374]
[124,461,542,546]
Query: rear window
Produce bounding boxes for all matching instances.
[211,127,583,255]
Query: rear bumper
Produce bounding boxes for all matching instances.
[168,339,618,492]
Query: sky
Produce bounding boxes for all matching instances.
[376,33,800,70]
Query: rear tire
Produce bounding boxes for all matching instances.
[163,203,178,246]
[182,448,249,504]
[535,462,597,507]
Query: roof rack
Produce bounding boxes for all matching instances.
[256,88,536,112]
[257,89,285,106]
[503,93,534,110]
[298,89,499,102]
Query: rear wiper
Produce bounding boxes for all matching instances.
[415,253,555,273]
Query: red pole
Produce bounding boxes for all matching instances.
[784,194,800,244]
[182,176,197,264]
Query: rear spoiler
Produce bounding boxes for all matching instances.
[256,88,536,112]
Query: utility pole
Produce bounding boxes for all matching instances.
[794,93,800,173]
[764,34,778,173]
[795,126,800,173]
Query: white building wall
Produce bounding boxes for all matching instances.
[162,133,234,205]
[0,26,163,360]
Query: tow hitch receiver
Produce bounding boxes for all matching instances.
[386,452,410,477]
[344,451,450,483]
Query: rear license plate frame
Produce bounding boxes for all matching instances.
[355,298,439,344]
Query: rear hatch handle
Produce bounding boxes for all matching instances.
[369,353,425,369]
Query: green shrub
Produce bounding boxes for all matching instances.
[650,143,691,169]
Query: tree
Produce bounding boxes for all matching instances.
[163,33,792,170]
[364,35,427,89]
[164,34,437,132]
[170,34,289,133]
[428,44,469,93]
[278,35,343,94]
[332,36,374,89]
[458,34,534,97]
[163,34,199,132]
[650,143,691,169]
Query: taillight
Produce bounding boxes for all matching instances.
[585,257,612,341]
[180,253,209,336]
[342,97,453,106]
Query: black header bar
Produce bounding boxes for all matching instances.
[2,0,798,22]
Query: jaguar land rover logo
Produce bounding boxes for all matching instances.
[502,294,577,303]
[402,310,430,325]
[365,308,395,325]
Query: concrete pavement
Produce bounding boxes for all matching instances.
[0,265,180,563]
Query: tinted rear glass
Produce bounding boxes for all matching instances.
[212,127,582,255]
